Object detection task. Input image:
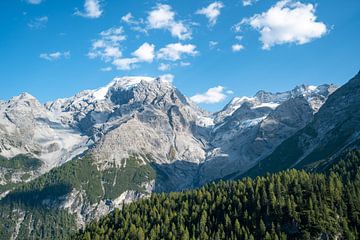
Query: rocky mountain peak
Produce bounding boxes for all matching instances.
[7,92,42,109]
[215,84,338,124]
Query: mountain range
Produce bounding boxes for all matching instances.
[0,71,359,239]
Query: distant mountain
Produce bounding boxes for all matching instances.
[246,71,360,177]
[199,84,337,184]
[2,71,357,239]
[0,76,211,238]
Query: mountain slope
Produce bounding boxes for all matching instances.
[246,71,360,177]
[0,93,89,190]
[0,74,343,239]
[0,77,212,239]
[76,150,360,240]
[198,84,336,184]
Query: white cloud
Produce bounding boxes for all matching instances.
[132,42,155,63]
[100,67,112,72]
[88,27,125,62]
[75,0,102,19]
[112,58,138,70]
[209,41,219,49]
[121,12,147,33]
[28,16,48,29]
[232,44,244,52]
[191,86,228,104]
[157,43,198,61]
[226,90,234,94]
[40,51,70,61]
[159,74,175,83]
[232,22,242,33]
[196,2,224,26]
[89,28,157,71]
[240,0,327,49]
[243,0,258,6]
[180,61,191,67]
[26,0,42,4]
[147,4,191,40]
[158,63,171,71]
[235,35,243,41]
[121,13,136,24]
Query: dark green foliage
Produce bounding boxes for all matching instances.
[0,154,42,171]
[0,203,77,240]
[0,154,43,193]
[4,155,103,204]
[102,157,156,199]
[76,150,360,240]
[0,154,156,239]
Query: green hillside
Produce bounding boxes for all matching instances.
[75,150,360,240]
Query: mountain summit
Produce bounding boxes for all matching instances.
[4,72,360,240]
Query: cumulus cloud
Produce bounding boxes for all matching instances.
[26,0,42,4]
[75,0,102,19]
[147,4,191,40]
[239,0,327,49]
[89,27,157,70]
[28,16,48,29]
[196,2,224,26]
[121,13,136,24]
[159,74,175,83]
[191,86,228,104]
[112,58,138,70]
[157,43,198,61]
[121,12,147,33]
[132,42,155,63]
[232,44,244,52]
[158,63,171,71]
[40,51,70,61]
[88,27,125,62]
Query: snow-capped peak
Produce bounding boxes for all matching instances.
[215,84,337,123]
[110,76,156,90]
[11,92,37,102]
[81,76,174,102]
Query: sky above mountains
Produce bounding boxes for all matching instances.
[0,0,359,111]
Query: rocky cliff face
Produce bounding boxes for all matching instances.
[245,72,360,177]
[0,93,89,186]
[198,84,337,184]
[0,77,338,191]
[0,75,343,238]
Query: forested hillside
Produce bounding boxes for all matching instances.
[76,150,360,240]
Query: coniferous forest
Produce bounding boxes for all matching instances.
[75,150,360,240]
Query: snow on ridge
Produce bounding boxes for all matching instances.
[111,76,156,90]
[77,76,173,102]
[196,116,214,127]
[307,85,318,91]
[252,102,280,109]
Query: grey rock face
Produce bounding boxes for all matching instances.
[197,84,337,185]
[0,75,344,235]
[0,93,89,184]
[244,72,360,176]
[0,76,337,194]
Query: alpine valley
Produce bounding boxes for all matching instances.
[1,71,360,239]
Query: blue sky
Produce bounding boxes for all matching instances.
[0,0,359,111]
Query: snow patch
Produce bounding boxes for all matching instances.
[196,116,214,127]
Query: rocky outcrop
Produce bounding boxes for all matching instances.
[246,72,360,176]
[198,84,337,184]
